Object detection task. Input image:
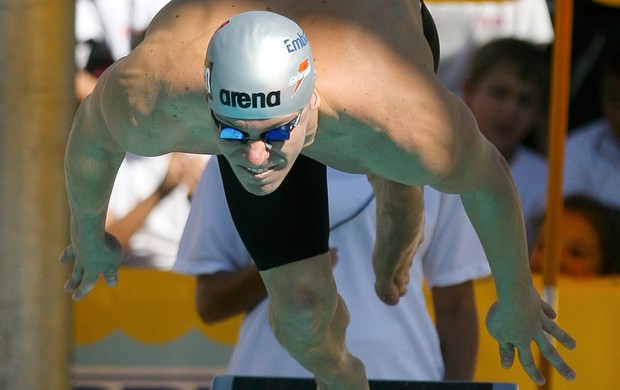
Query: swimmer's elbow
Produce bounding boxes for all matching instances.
[431,106,502,193]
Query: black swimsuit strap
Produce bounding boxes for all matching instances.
[420,0,441,73]
[217,154,329,271]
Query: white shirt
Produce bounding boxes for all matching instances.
[108,153,200,269]
[564,118,620,209]
[175,160,490,380]
[510,146,549,247]
[426,0,554,94]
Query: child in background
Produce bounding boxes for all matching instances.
[530,195,620,278]
[462,37,550,249]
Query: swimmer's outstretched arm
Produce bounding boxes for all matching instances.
[59,69,128,301]
[432,100,576,385]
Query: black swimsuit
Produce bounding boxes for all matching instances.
[217,3,440,270]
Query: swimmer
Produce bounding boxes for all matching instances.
[60,3,576,388]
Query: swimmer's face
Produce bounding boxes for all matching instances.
[212,107,310,195]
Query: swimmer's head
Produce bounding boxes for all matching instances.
[204,11,316,119]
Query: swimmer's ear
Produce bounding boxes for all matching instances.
[310,87,321,110]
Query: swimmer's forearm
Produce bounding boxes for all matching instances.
[430,99,532,302]
[370,178,424,264]
[65,121,125,244]
[459,158,533,302]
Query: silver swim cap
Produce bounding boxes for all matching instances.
[204,11,315,119]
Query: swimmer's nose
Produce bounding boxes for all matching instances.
[243,139,270,166]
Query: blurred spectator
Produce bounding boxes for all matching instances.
[426,0,553,97]
[557,0,620,129]
[75,0,170,102]
[563,37,620,210]
[106,153,208,269]
[175,160,490,381]
[531,194,620,277]
[462,37,550,249]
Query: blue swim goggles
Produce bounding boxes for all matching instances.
[212,109,303,143]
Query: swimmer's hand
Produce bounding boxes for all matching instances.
[59,232,123,301]
[485,287,576,385]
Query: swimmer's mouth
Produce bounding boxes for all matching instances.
[244,166,270,174]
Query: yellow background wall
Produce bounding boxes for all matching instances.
[74,269,620,389]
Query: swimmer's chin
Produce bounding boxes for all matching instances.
[239,180,282,196]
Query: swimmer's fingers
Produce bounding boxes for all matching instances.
[61,245,85,294]
[104,269,119,287]
[498,341,516,369]
[71,269,100,301]
[534,331,576,382]
[64,257,84,293]
[61,233,123,300]
[59,245,75,265]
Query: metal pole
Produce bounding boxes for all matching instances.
[539,0,574,388]
[0,0,74,388]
